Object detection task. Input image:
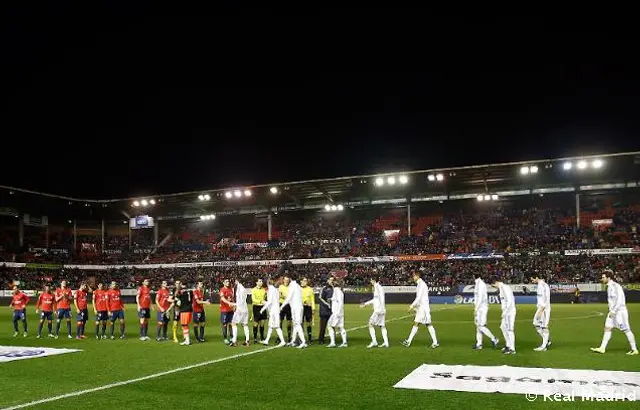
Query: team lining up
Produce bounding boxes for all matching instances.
[7,269,639,355]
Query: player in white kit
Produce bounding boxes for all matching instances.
[591,270,638,355]
[327,279,347,348]
[491,276,516,354]
[472,274,499,350]
[260,277,287,347]
[280,274,307,349]
[402,271,439,348]
[360,277,389,348]
[229,279,250,346]
[532,275,551,351]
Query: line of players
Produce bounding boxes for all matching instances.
[8,269,639,354]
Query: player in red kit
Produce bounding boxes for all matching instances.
[54,280,73,339]
[107,281,126,339]
[155,281,171,341]
[93,283,109,339]
[219,279,235,344]
[74,283,91,339]
[192,281,210,342]
[9,287,29,337]
[136,279,152,341]
[35,284,55,338]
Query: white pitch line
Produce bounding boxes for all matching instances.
[0,310,431,410]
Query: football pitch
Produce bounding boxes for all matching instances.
[0,303,637,409]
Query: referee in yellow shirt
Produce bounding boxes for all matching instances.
[251,278,267,343]
[301,277,315,343]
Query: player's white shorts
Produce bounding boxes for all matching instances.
[532,308,551,328]
[369,311,386,327]
[268,310,280,328]
[474,306,488,327]
[232,309,249,325]
[291,308,303,326]
[328,313,344,328]
[500,311,516,331]
[605,308,631,332]
[414,306,432,324]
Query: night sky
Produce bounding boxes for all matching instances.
[2,6,638,199]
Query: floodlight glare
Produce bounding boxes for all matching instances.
[530,166,538,174]
[234,190,242,198]
[337,204,344,211]
[133,201,140,207]
[270,187,278,194]
[520,166,529,175]
[325,204,331,211]
[592,159,603,169]
[225,192,232,198]
[563,162,572,170]
[244,190,252,197]
[141,199,148,206]
[387,176,396,185]
[399,175,408,184]
[374,177,384,186]
[436,174,444,181]
[428,175,435,181]
[577,160,587,170]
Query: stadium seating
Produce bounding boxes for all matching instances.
[1,193,639,289]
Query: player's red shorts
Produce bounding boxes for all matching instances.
[180,312,192,326]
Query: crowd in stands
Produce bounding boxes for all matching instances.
[2,254,638,291]
[1,194,639,289]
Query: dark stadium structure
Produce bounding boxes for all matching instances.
[2,151,639,227]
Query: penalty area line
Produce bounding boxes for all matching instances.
[0,312,419,410]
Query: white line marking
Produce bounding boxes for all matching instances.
[0,310,440,410]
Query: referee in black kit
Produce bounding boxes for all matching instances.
[318,276,334,344]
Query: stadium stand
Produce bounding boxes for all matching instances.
[1,152,640,290]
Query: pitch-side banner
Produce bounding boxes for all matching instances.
[0,346,82,363]
[564,247,640,256]
[394,364,639,401]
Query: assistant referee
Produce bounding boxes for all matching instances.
[251,278,267,343]
[301,277,315,342]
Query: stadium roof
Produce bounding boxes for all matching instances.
[1,151,639,222]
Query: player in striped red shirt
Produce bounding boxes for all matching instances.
[54,281,73,339]
[155,281,171,341]
[136,279,152,341]
[93,283,109,339]
[74,283,91,339]
[107,281,126,339]
[35,285,55,338]
[192,281,210,342]
[9,287,29,337]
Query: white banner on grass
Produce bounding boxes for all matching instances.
[0,346,82,363]
[394,364,639,401]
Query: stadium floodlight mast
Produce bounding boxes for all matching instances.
[564,158,603,171]
[324,204,344,212]
[477,194,499,202]
[132,199,156,207]
[520,165,538,175]
[374,174,409,186]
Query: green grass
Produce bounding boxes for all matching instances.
[0,303,637,409]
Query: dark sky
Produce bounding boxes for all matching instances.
[1,6,638,198]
